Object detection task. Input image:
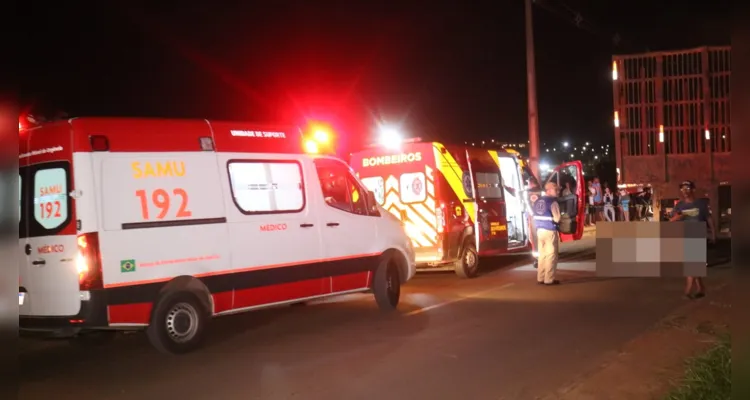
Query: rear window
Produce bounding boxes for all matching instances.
[476,172,503,199]
[20,161,73,238]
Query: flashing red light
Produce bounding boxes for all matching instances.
[302,122,335,155]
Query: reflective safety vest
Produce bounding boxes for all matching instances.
[532,195,558,231]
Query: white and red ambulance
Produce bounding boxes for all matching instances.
[19,117,416,354]
[350,140,585,277]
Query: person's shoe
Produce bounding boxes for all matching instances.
[694,292,705,299]
[684,293,695,300]
[544,280,560,285]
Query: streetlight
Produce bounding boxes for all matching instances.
[563,142,569,147]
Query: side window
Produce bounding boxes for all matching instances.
[545,170,560,189]
[560,166,578,196]
[399,172,427,204]
[227,160,305,214]
[361,176,385,205]
[315,163,353,213]
[315,160,376,216]
[33,168,69,230]
[348,177,368,215]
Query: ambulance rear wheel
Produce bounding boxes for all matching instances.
[455,241,479,279]
[147,291,209,355]
[373,258,401,311]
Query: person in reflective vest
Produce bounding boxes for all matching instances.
[533,182,561,285]
[524,180,542,268]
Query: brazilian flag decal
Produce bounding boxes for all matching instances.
[120,259,136,273]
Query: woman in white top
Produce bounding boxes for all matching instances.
[603,186,615,221]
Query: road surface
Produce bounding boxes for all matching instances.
[19,237,716,400]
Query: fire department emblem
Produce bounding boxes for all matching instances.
[462,172,473,197]
[412,176,423,196]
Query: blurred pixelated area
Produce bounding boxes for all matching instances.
[595,222,707,277]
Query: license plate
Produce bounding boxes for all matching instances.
[19,292,25,306]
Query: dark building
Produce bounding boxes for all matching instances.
[612,46,731,233]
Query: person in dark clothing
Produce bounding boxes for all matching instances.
[670,180,716,299]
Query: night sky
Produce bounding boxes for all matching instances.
[20,0,730,153]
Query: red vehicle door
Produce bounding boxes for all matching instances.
[544,161,585,242]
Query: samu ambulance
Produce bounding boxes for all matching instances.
[350,139,585,278]
[19,117,416,354]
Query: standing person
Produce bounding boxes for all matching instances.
[603,186,615,221]
[533,182,561,285]
[634,185,648,220]
[592,177,604,222]
[525,177,542,269]
[586,180,596,226]
[670,180,716,299]
[619,188,631,221]
[562,181,573,196]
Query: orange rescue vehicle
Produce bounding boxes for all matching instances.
[350,139,586,278]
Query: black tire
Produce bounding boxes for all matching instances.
[372,258,401,311]
[69,330,116,347]
[146,291,209,355]
[455,240,479,278]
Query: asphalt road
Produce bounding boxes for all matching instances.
[19,237,722,400]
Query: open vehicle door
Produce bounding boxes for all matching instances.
[544,161,585,242]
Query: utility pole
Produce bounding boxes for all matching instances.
[525,0,540,180]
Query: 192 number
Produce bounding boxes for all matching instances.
[39,201,62,219]
[135,188,192,220]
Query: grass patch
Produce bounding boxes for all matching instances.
[665,338,731,400]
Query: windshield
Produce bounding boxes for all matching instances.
[19,161,72,238]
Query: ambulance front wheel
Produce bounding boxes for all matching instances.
[147,291,210,355]
[373,258,401,311]
[455,241,479,279]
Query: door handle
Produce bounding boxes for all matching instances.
[300,223,314,228]
[326,222,340,227]
[32,259,46,266]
